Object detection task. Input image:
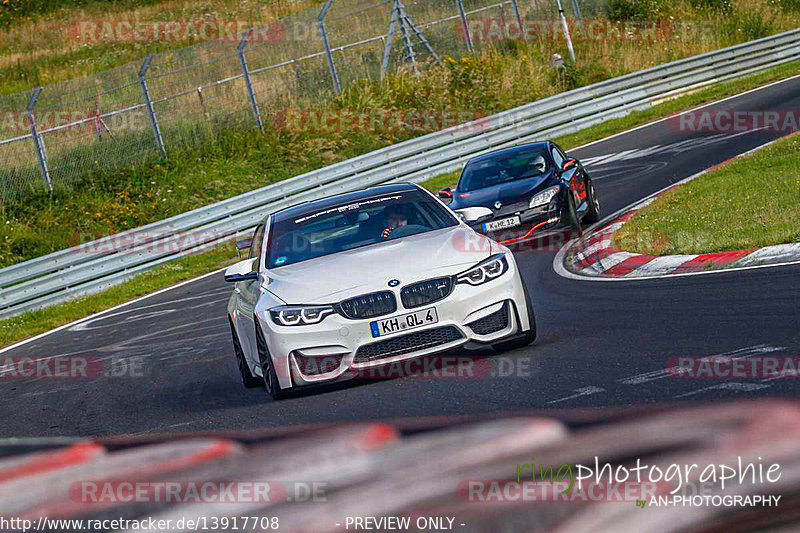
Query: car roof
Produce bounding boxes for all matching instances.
[465,142,551,166]
[272,182,420,221]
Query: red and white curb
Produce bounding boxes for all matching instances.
[555,136,800,281]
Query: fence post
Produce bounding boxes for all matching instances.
[381,5,399,79]
[318,0,342,96]
[571,0,585,32]
[510,0,525,40]
[555,0,576,62]
[238,29,265,133]
[138,53,166,157]
[456,0,473,53]
[26,87,52,191]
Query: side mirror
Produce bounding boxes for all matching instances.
[455,206,493,224]
[437,187,453,203]
[224,258,259,283]
[561,159,578,173]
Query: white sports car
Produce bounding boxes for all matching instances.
[225,183,536,399]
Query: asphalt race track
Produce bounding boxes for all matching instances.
[2,77,800,438]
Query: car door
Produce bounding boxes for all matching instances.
[235,222,266,368]
[552,143,587,211]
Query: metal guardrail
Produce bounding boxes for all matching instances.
[1,29,799,320]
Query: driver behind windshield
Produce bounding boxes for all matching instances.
[529,154,547,174]
[381,205,408,239]
[460,147,550,192]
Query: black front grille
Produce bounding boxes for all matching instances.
[294,353,344,376]
[337,291,397,320]
[467,303,510,335]
[354,326,463,364]
[400,277,454,309]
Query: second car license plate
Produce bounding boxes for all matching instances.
[482,215,521,232]
[370,307,438,338]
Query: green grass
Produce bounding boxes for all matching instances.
[614,132,800,256]
[0,0,323,93]
[1,61,798,350]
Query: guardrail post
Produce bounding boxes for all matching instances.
[318,0,342,96]
[456,0,473,53]
[26,87,52,191]
[555,0,576,62]
[238,29,265,133]
[138,54,166,157]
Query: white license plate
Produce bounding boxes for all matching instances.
[482,216,521,232]
[370,307,438,338]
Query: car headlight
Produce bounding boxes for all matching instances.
[529,186,559,208]
[456,254,509,286]
[270,305,336,326]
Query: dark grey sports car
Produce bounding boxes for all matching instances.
[437,141,600,245]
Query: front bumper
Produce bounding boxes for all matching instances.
[256,258,531,390]
[471,205,561,245]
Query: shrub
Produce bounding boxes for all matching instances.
[689,0,733,13]
[778,0,800,12]
[723,10,775,42]
[606,0,669,21]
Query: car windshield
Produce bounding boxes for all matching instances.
[266,189,458,268]
[459,146,551,192]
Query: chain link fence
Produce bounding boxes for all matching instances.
[0,0,602,198]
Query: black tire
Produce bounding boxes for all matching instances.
[493,277,537,352]
[561,191,583,232]
[254,318,290,400]
[583,178,601,224]
[229,320,262,388]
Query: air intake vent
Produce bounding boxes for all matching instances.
[466,303,510,335]
[354,326,463,364]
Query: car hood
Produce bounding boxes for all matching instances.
[450,172,557,211]
[264,226,496,304]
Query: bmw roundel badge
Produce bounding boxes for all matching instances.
[388,279,400,287]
